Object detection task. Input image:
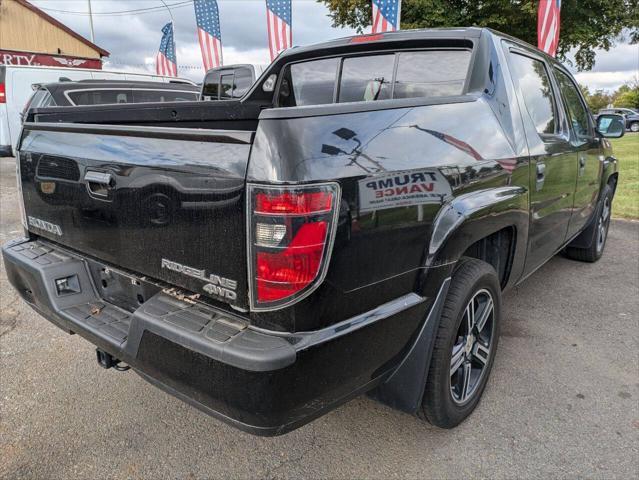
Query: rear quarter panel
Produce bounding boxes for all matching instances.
[248,95,530,331]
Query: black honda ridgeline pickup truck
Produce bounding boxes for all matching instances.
[4,28,625,435]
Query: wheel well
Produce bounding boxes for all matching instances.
[461,227,515,289]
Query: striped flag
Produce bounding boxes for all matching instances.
[371,0,401,33]
[156,22,177,77]
[265,0,292,61]
[194,0,223,71]
[538,0,562,57]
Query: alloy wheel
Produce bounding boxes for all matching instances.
[596,196,611,253]
[450,288,495,405]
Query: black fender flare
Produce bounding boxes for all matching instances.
[423,186,528,286]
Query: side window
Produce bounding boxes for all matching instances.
[202,71,221,100]
[338,55,394,103]
[394,50,471,99]
[220,73,234,99]
[40,92,56,107]
[279,57,339,107]
[554,69,592,140]
[509,53,557,136]
[22,89,47,119]
[232,68,253,98]
[25,89,47,110]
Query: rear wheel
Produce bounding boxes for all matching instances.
[629,122,639,133]
[565,184,613,263]
[421,258,501,428]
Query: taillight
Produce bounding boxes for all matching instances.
[247,183,340,310]
[0,82,6,103]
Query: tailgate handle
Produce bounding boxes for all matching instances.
[84,171,113,198]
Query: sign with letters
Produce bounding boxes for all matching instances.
[0,50,102,69]
[359,169,452,212]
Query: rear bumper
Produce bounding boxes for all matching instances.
[2,238,429,435]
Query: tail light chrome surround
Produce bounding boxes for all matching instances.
[247,182,341,312]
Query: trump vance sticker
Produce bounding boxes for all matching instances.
[359,169,452,212]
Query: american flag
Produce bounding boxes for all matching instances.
[265,0,292,61]
[371,0,401,33]
[156,22,177,77]
[538,0,562,57]
[194,0,223,71]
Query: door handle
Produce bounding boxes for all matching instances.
[579,156,586,176]
[536,162,545,191]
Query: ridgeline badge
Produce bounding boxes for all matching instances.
[161,258,237,301]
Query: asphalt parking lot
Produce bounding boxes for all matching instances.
[1,156,637,479]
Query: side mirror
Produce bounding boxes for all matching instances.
[596,114,625,139]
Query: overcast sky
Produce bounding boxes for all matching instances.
[31,0,638,91]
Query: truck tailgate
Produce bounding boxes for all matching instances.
[18,123,252,310]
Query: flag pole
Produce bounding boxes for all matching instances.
[87,0,95,43]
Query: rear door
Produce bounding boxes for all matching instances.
[507,48,578,273]
[552,67,602,239]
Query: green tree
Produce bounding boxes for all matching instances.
[579,85,614,112]
[613,80,639,109]
[320,0,638,70]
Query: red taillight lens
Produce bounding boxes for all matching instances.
[248,184,340,310]
[257,222,327,301]
[0,83,6,104]
[255,191,333,215]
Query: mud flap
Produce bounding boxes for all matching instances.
[369,277,451,414]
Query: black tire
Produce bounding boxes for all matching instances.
[629,121,639,133]
[421,258,501,428]
[565,184,613,263]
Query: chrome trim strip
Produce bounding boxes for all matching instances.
[249,292,426,350]
[22,122,254,144]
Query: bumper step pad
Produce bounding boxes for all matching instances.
[138,294,247,343]
[65,303,132,345]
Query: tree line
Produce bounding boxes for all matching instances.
[580,79,639,112]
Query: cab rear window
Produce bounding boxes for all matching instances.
[277,49,472,107]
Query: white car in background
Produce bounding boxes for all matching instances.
[0,64,195,157]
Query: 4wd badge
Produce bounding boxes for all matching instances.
[161,258,237,301]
